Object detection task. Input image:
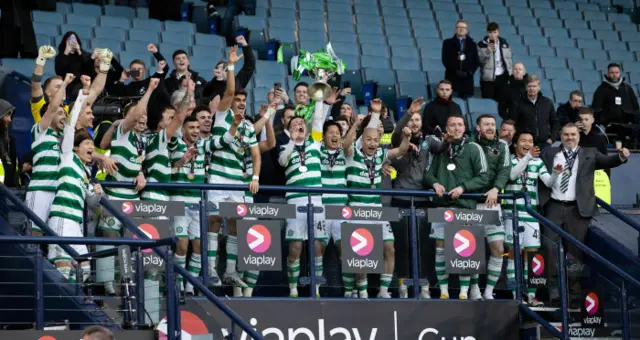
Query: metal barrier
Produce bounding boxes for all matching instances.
[597,197,640,256]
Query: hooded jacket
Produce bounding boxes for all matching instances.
[511,93,559,144]
[592,76,639,126]
[201,45,256,103]
[556,101,580,127]
[477,36,513,82]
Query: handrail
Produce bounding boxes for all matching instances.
[519,305,564,339]
[99,197,264,340]
[0,235,178,247]
[596,197,640,233]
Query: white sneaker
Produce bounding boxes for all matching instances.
[232,286,243,297]
[399,285,408,298]
[469,285,483,301]
[223,272,248,288]
[420,286,431,299]
[209,270,222,287]
[483,291,495,300]
[289,288,298,298]
[185,284,195,295]
[344,291,352,298]
[527,295,544,307]
[377,291,392,298]
[359,290,369,298]
[243,287,253,297]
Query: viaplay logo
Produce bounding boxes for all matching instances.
[38,336,56,340]
[453,230,476,257]
[532,254,545,276]
[247,225,271,253]
[122,201,134,215]
[134,224,160,253]
[585,292,600,315]
[444,209,454,222]
[350,228,374,256]
[342,207,353,219]
[237,203,248,217]
[157,310,209,340]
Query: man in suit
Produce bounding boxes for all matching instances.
[539,123,630,306]
[441,20,479,99]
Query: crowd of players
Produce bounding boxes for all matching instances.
[2,26,633,306]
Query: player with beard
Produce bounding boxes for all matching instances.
[206,46,261,296]
[423,114,490,300]
[170,115,206,295]
[47,89,102,282]
[504,130,558,306]
[470,114,511,300]
[25,73,73,235]
[95,79,157,295]
[346,99,413,298]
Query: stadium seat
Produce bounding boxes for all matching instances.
[124,41,152,54]
[56,2,71,14]
[577,39,602,50]
[396,69,426,83]
[269,17,295,29]
[299,40,327,53]
[528,45,556,57]
[613,22,639,32]
[327,12,353,23]
[581,81,600,94]
[136,7,149,19]
[328,23,355,35]
[621,31,640,42]
[268,28,295,42]
[361,55,390,69]
[94,26,127,41]
[100,16,132,29]
[298,30,326,42]
[299,10,324,21]
[582,48,608,60]
[544,67,573,80]
[538,17,563,28]
[422,58,445,72]
[521,35,548,47]
[65,13,97,27]
[104,5,135,19]
[559,10,583,21]
[602,40,628,52]
[132,19,163,31]
[128,29,158,43]
[595,30,620,41]
[468,98,498,114]
[165,21,195,33]
[568,58,594,71]
[555,47,582,59]
[0,58,36,75]
[563,19,589,30]
[92,39,122,53]
[72,3,102,16]
[609,51,635,62]
[60,24,93,39]
[399,82,428,99]
[35,34,52,47]
[550,79,580,91]
[392,57,421,71]
[361,44,389,57]
[573,71,601,83]
[364,67,395,84]
[33,11,64,25]
[34,22,59,37]
[540,56,566,68]
[298,20,324,32]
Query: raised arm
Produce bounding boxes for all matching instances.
[39,73,73,131]
[166,75,196,139]
[100,120,122,150]
[509,153,532,181]
[31,45,58,122]
[387,126,412,160]
[61,92,88,155]
[259,119,276,152]
[343,115,361,157]
[122,78,158,133]
[217,46,243,112]
[392,97,423,147]
[85,48,113,105]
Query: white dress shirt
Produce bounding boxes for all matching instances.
[551,147,579,201]
[494,41,505,76]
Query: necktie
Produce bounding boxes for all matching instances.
[560,150,573,193]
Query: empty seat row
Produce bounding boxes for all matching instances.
[32,12,194,33]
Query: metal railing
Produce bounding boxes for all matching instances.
[597,197,640,256]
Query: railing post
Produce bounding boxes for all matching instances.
[408,196,420,300]
[621,281,630,340]
[136,248,146,327]
[307,193,317,298]
[199,191,209,288]
[34,251,44,330]
[166,247,176,340]
[512,199,523,303]
[557,243,569,340]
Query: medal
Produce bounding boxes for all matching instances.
[447,163,456,171]
[447,138,465,172]
[371,184,376,189]
[137,155,145,164]
[187,173,195,180]
[296,144,307,173]
[171,167,177,174]
[242,173,249,179]
[300,165,308,173]
[238,147,245,154]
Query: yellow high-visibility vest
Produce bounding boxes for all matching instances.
[0,158,4,184]
[594,170,611,205]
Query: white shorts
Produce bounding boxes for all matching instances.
[97,195,136,233]
[285,196,327,242]
[504,212,541,249]
[25,191,55,233]
[173,207,200,240]
[326,219,345,242]
[47,216,88,262]
[429,204,504,242]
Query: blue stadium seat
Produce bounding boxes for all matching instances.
[528,45,556,57]
[408,11,433,20]
[237,15,265,31]
[164,21,195,33]
[613,22,638,32]
[432,1,457,11]
[72,3,102,16]
[577,39,602,50]
[386,25,412,37]
[414,28,440,38]
[628,41,640,52]
[532,8,558,18]
[0,58,36,75]
[159,43,190,56]
[65,13,97,26]
[544,27,570,38]
[328,23,355,35]
[538,17,563,28]
[595,29,620,41]
[509,7,532,17]
[558,10,583,21]
[385,17,411,28]
[540,56,566,68]
[420,47,441,60]
[517,56,539,69]
[33,11,64,25]
[327,3,352,13]
[555,47,582,59]
[327,12,353,23]
[581,81,600,94]
[548,36,575,48]
[392,57,421,70]
[299,20,324,32]
[60,24,93,39]
[362,43,389,57]
[162,31,190,44]
[34,22,59,37]
[331,42,359,57]
[573,71,601,83]
[299,1,324,10]
[35,34,52,47]
[468,98,498,114]
[354,4,379,15]
[329,32,357,43]
[124,41,152,55]
[100,16,131,29]
[357,24,383,35]
[578,3,601,11]
[128,29,158,43]
[422,58,445,72]
[594,59,614,71]
[132,19,163,31]
[582,48,608,60]
[522,35,549,46]
[359,34,386,45]
[255,60,286,76]
[544,67,573,80]
[361,55,390,69]
[587,20,611,31]
[364,67,395,84]
[268,28,295,42]
[299,29,326,42]
[434,11,461,21]
[505,0,529,7]
[530,0,553,8]
[602,40,628,52]
[568,58,594,71]
[380,7,407,18]
[563,20,589,29]
[621,31,640,42]
[584,11,606,21]
[554,90,572,103]
[94,26,126,41]
[269,17,295,29]
[416,37,443,50]
[387,36,415,47]
[136,7,149,19]
[609,51,635,62]
[457,3,484,13]
[356,14,380,25]
[399,82,428,99]
[570,28,595,39]
[406,0,429,9]
[104,5,135,18]
[271,1,295,9]
[56,2,71,14]
[299,10,324,21]
[396,69,426,83]
[299,40,326,53]
[92,38,122,53]
[518,25,542,36]
[550,79,579,92]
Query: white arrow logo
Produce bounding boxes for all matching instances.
[247,228,265,250]
[237,204,246,216]
[586,295,596,313]
[454,233,470,254]
[533,257,542,273]
[351,231,367,253]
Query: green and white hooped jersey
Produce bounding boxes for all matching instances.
[208,109,258,182]
[280,138,323,200]
[142,129,171,201]
[504,156,548,222]
[320,143,348,205]
[169,137,206,204]
[105,124,144,199]
[28,124,61,192]
[346,145,388,207]
[49,154,93,223]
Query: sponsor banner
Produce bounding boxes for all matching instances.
[124,219,171,271]
[326,205,401,222]
[428,208,500,226]
[550,324,617,338]
[0,331,156,339]
[444,224,486,274]
[341,223,384,274]
[114,200,185,217]
[157,309,214,340]
[237,220,282,271]
[582,289,604,328]
[219,202,296,219]
[163,299,519,340]
[527,252,547,288]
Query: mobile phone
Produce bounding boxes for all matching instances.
[343,81,351,88]
[129,69,141,78]
[274,82,281,90]
[67,35,77,45]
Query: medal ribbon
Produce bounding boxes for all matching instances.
[134,134,145,157]
[327,149,339,169]
[448,138,466,164]
[520,165,528,192]
[363,151,376,186]
[562,147,579,173]
[295,144,306,168]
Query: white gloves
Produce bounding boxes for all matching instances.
[36,45,57,66]
[96,48,113,73]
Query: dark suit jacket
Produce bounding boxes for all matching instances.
[539,146,625,218]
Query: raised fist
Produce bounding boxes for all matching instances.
[64,73,76,84]
[149,78,160,90]
[147,43,158,54]
[38,45,56,59]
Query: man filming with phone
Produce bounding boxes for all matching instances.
[110,44,169,98]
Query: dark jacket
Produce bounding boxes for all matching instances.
[109,52,169,98]
[71,53,125,99]
[556,102,580,127]
[511,94,559,144]
[498,74,527,120]
[423,139,491,209]
[539,146,625,218]
[257,132,289,199]
[201,45,256,102]
[442,35,479,97]
[165,69,208,103]
[476,137,511,192]
[591,77,640,126]
[579,128,608,155]
[422,97,465,136]
[0,0,37,58]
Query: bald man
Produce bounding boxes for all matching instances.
[499,62,528,120]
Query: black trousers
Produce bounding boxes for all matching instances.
[480,72,509,101]
[390,198,433,281]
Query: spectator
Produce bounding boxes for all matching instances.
[81,325,114,340]
[511,75,559,148]
[0,99,17,187]
[110,44,169,98]
[0,0,37,58]
[442,20,479,99]
[330,86,354,121]
[539,123,630,307]
[334,115,353,137]
[165,50,208,101]
[31,45,68,124]
[55,32,86,80]
[577,108,608,155]
[202,36,255,102]
[556,90,584,127]
[422,80,466,136]
[477,22,513,100]
[499,119,516,146]
[499,62,527,120]
[273,82,309,136]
